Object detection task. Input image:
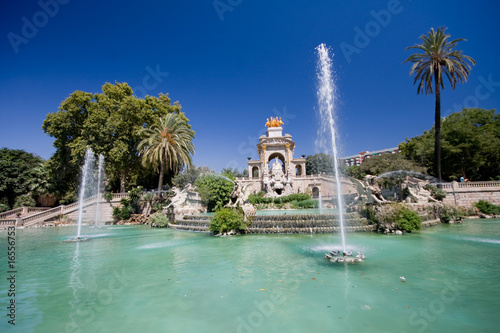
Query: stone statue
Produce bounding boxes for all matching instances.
[265,116,284,128]
[363,175,389,204]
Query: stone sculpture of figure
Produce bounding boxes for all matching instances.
[363,175,388,204]
[405,181,437,203]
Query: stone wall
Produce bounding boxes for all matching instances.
[437,181,500,207]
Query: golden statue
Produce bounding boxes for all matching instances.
[265,116,284,128]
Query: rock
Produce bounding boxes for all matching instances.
[395,230,403,235]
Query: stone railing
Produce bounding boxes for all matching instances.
[432,181,500,191]
[457,181,500,189]
[112,193,130,199]
[431,181,500,206]
[0,208,23,219]
[0,219,17,227]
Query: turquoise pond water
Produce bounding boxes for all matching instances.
[1,219,500,333]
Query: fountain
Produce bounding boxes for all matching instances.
[316,43,362,263]
[66,148,95,242]
[318,192,323,213]
[94,154,105,227]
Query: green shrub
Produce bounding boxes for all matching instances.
[439,205,465,223]
[13,194,36,208]
[360,205,379,225]
[150,213,170,227]
[291,199,318,209]
[209,208,247,235]
[112,207,121,221]
[424,184,447,201]
[474,200,500,215]
[395,207,422,232]
[247,194,273,205]
[248,193,311,206]
[103,192,113,203]
[113,196,137,221]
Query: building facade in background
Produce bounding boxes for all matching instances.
[341,147,399,167]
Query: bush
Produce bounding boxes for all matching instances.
[367,203,421,232]
[209,208,247,235]
[424,184,447,201]
[113,197,136,221]
[13,194,36,208]
[104,192,113,203]
[395,206,422,232]
[439,205,465,223]
[474,200,500,215]
[360,205,378,225]
[149,213,170,227]
[291,199,318,209]
[247,193,311,206]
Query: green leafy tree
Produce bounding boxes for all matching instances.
[359,153,426,176]
[138,113,195,193]
[0,148,45,208]
[195,174,233,212]
[306,153,334,175]
[43,82,186,198]
[172,166,213,189]
[343,165,365,180]
[221,167,247,180]
[13,194,37,208]
[400,108,500,180]
[405,26,475,181]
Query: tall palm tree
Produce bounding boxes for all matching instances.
[138,113,195,193]
[404,27,475,182]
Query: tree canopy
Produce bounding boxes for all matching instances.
[194,174,233,212]
[42,82,190,199]
[399,108,500,181]
[358,153,426,177]
[306,153,334,175]
[0,148,45,208]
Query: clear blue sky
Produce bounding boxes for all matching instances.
[1,0,499,172]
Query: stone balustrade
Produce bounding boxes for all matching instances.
[431,181,500,206]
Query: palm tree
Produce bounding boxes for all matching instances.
[404,27,475,182]
[138,113,195,193]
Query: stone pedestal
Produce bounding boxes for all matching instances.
[267,127,283,137]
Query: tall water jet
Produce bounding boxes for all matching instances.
[94,154,105,227]
[315,43,346,253]
[76,149,95,239]
[318,192,323,214]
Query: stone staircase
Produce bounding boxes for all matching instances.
[0,193,129,227]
